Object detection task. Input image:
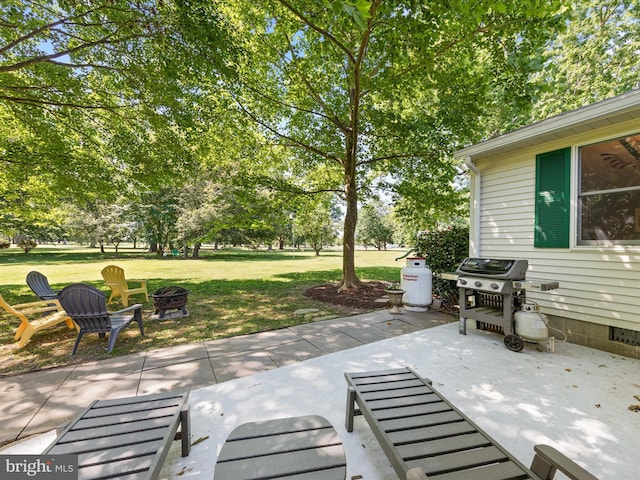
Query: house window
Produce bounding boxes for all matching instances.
[578,133,640,245]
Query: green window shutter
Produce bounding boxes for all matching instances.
[535,148,571,248]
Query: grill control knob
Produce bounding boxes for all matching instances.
[490,283,499,290]
[459,279,467,285]
[474,281,482,288]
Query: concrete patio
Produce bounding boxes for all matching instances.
[2,309,638,480]
[0,308,452,446]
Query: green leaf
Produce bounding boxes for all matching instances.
[330,1,342,15]
[352,0,372,19]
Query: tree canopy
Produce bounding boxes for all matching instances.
[0,1,230,209]
[531,1,640,119]
[2,0,639,285]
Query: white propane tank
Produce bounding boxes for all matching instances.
[514,302,549,342]
[400,257,432,311]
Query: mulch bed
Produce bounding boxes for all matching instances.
[303,281,389,310]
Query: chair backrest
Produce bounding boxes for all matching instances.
[58,284,112,333]
[26,271,58,300]
[101,265,126,287]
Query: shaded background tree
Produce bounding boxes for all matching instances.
[293,194,339,255]
[356,202,393,251]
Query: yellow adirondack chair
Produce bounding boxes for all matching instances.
[0,295,76,348]
[101,265,149,307]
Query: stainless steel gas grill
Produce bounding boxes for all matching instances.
[452,258,559,352]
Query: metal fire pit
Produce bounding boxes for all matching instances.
[151,285,189,319]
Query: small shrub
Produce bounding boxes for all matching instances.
[17,238,37,253]
[0,240,9,249]
[413,225,469,306]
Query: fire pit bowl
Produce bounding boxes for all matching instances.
[151,285,190,319]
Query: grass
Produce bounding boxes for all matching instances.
[0,244,403,376]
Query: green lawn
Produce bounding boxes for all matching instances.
[0,245,404,375]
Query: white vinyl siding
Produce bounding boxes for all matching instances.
[478,159,535,253]
[471,126,640,332]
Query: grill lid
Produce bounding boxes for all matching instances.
[456,258,528,279]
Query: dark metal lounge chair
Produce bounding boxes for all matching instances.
[26,270,58,300]
[345,367,599,480]
[45,390,190,480]
[58,283,144,354]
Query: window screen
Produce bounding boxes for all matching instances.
[578,133,640,244]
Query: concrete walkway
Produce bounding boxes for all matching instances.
[0,307,454,447]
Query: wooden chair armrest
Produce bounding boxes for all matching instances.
[111,304,143,315]
[531,445,599,480]
[406,467,429,480]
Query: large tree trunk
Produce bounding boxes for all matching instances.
[341,185,356,286]
[341,166,363,290]
[339,38,370,291]
[340,94,364,290]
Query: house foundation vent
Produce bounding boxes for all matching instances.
[609,327,640,346]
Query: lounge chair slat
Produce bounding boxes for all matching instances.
[91,392,184,408]
[360,385,435,400]
[57,418,173,443]
[425,460,533,480]
[75,441,164,466]
[379,411,463,432]
[77,454,155,480]
[214,444,346,480]
[348,371,419,384]
[347,368,412,379]
[47,427,169,454]
[355,378,425,392]
[387,421,476,444]
[396,432,492,459]
[371,400,452,420]
[407,445,508,475]
[74,406,179,428]
[226,415,333,440]
[217,429,342,462]
[365,392,441,409]
[86,399,183,416]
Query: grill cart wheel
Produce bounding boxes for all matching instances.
[504,334,525,352]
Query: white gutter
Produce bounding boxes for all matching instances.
[464,155,481,257]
